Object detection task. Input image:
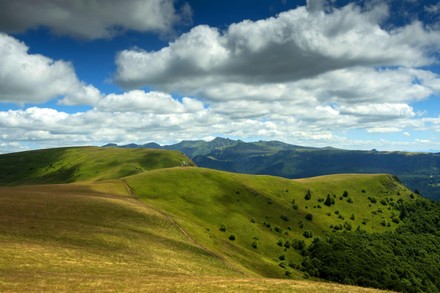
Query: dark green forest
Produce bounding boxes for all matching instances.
[301,199,440,292]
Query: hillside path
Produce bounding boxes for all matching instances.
[121,179,244,275]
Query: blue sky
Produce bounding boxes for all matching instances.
[0,0,440,153]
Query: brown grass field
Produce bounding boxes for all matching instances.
[0,181,394,292]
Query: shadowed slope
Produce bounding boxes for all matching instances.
[0,146,194,185]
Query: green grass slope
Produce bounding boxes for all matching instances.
[0,146,194,185]
[0,183,237,292]
[125,168,417,280]
[0,180,389,292]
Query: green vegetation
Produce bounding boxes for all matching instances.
[126,168,416,282]
[0,183,235,291]
[302,199,440,292]
[159,138,440,201]
[0,146,436,292]
[0,146,194,185]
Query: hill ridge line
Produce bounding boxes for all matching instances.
[121,178,244,275]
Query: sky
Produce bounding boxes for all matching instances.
[1,0,440,153]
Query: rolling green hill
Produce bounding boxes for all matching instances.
[125,168,417,279]
[1,146,438,292]
[0,146,193,185]
[108,137,440,201]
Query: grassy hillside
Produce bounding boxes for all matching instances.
[0,146,193,185]
[125,168,417,280]
[0,182,238,292]
[0,147,426,291]
[108,137,440,200]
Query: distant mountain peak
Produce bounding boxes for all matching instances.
[212,137,232,142]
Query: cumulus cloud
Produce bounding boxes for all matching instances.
[96,90,204,113]
[0,34,102,105]
[112,2,440,150]
[0,0,191,39]
[116,3,440,90]
[1,1,440,153]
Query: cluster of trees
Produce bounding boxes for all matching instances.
[301,199,440,292]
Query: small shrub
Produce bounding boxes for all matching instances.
[347,197,353,204]
[228,234,236,241]
[251,241,258,249]
[250,218,256,223]
[279,254,286,261]
[343,190,349,197]
[219,224,227,232]
[304,190,312,200]
[280,215,289,222]
[368,197,377,204]
[305,213,313,221]
[324,194,335,206]
[350,213,355,220]
[292,239,305,250]
[303,230,313,238]
[277,239,284,247]
[292,203,298,210]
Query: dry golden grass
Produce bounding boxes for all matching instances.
[0,275,393,292]
[0,182,393,292]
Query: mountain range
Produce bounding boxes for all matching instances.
[104,137,440,201]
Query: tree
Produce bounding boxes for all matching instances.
[324,194,334,206]
[303,230,313,238]
[305,189,312,200]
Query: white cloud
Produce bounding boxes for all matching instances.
[96,90,204,113]
[116,3,440,90]
[0,0,190,39]
[425,3,440,14]
[1,2,440,153]
[0,34,102,105]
